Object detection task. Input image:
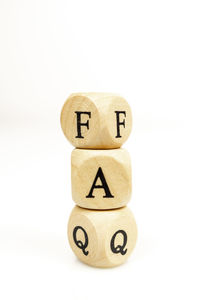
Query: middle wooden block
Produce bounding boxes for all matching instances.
[71,148,132,210]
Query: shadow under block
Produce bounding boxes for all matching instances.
[68,206,137,268]
[71,148,132,210]
[60,93,132,149]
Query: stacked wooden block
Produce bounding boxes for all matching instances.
[60,93,137,267]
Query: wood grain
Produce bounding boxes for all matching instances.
[71,148,132,210]
[68,205,137,268]
[60,93,132,149]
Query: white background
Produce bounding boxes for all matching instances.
[0,0,200,299]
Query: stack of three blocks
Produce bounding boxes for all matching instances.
[60,93,137,268]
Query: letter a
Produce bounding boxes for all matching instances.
[86,167,114,198]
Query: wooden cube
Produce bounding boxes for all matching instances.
[60,93,132,149]
[71,148,131,210]
[68,205,137,268]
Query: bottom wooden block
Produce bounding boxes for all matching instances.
[68,206,137,268]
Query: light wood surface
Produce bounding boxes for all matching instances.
[71,148,132,210]
[68,205,137,268]
[60,93,132,149]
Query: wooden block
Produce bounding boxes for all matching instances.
[71,148,131,210]
[68,205,137,268]
[60,93,132,149]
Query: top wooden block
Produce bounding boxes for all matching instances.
[60,93,132,149]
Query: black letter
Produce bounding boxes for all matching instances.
[75,111,91,138]
[115,111,126,138]
[110,230,127,255]
[86,167,114,198]
[73,226,89,256]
